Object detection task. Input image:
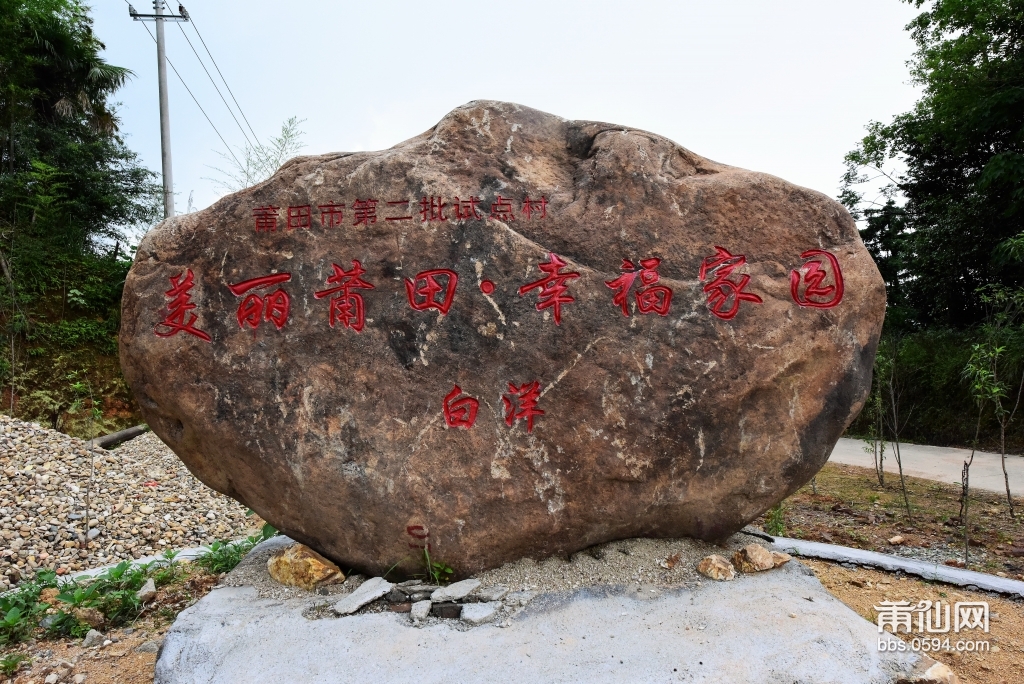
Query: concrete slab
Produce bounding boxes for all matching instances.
[829,438,1023,496]
[771,536,1024,599]
[155,539,935,684]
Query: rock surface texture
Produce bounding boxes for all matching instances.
[120,101,886,577]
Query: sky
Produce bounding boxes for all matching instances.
[91,0,923,223]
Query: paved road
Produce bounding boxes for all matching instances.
[828,438,1023,496]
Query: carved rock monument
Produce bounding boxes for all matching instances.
[120,101,886,577]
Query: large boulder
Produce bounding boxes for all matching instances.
[120,101,885,577]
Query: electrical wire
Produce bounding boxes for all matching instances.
[186,14,263,148]
[175,21,255,148]
[136,20,243,169]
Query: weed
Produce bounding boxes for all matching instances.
[0,653,29,676]
[764,503,786,537]
[194,537,258,575]
[422,548,454,585]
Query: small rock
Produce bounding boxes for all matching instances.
[770,551,792,567]
[81,629,105,647]
[40,587,59,604]
[697,554,736,581]
[587,547,606,561]
[505,590,537,606]
[102,639,112,647]
[388,602,412,613]
[850,579,867,588]
[472,585,509,602]
[430,602,463,619]
[87,528,100,540]
[396,583,436,595]
[136,640,161,653]
[267,544,344,592]
[410,599,431,624]
[139,505,154,515]
[332,576,392,615]
[461,601,500,625]
[40,613,60,629]
[73,675,87,684]
[136,578,157,603]
[430,578,481,603]
[45,675,59,684]
[385,588,407,603]
[888,535,904,545]
[732,544,775,573]
[73,607,106,629]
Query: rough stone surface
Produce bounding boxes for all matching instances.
[430,578,480,603]
[136,577,157,602]
[154,541,927,684]
[410,600,431,624]
[460,601,500,625]
[332,576,392,615]
[696,554,736,581]
[73,607,105,629]
[772,550,793,567]
[137,640,162,654]
[81,629,104,648]
[471,584,508,602]
[267,543,343,591]
[732,544,775,573]
[120,101,885,577]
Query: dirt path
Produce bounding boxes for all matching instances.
[805,558,1024,684]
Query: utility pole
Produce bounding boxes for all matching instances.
[129,2,189,219]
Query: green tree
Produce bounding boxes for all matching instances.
[0,0,159,432]
[841,0,1024,329]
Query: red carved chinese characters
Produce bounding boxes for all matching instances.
[352,199,378,226]
[154,269,211,341]
[503,381,544,432]
[522,196,548,220]
[489,195,515,222]
[385,200,413,222]
[318,202,344,228]
[227,273,292,330]
[443,385,479,429]
[406,525,430,551]
[420,196,447,222]
[518,253,580,325]
[453,196,482,221]
[699,246,763,320]
[605,258,672,317]
[405,269,458,314]
[314,260,375,332]
[287,205,311,230]
[790,249,844,309]
[252,205,279,232]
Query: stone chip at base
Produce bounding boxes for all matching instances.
[267,543,344,592]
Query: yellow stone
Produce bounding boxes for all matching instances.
[267,543,344,592]
[696,554,736,581]
[732,544,775,572]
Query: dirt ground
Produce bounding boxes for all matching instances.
[804,559,1024,684]
[756,462,1024,575]
[2,566,217,684]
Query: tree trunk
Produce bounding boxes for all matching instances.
[1001,423,1015,518]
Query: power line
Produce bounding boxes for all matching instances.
[175,21,255,149]
[137,20,243,169]
[186,14,263,148]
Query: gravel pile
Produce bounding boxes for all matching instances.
[0,415,252,588]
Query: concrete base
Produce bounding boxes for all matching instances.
[154,538,940,684]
